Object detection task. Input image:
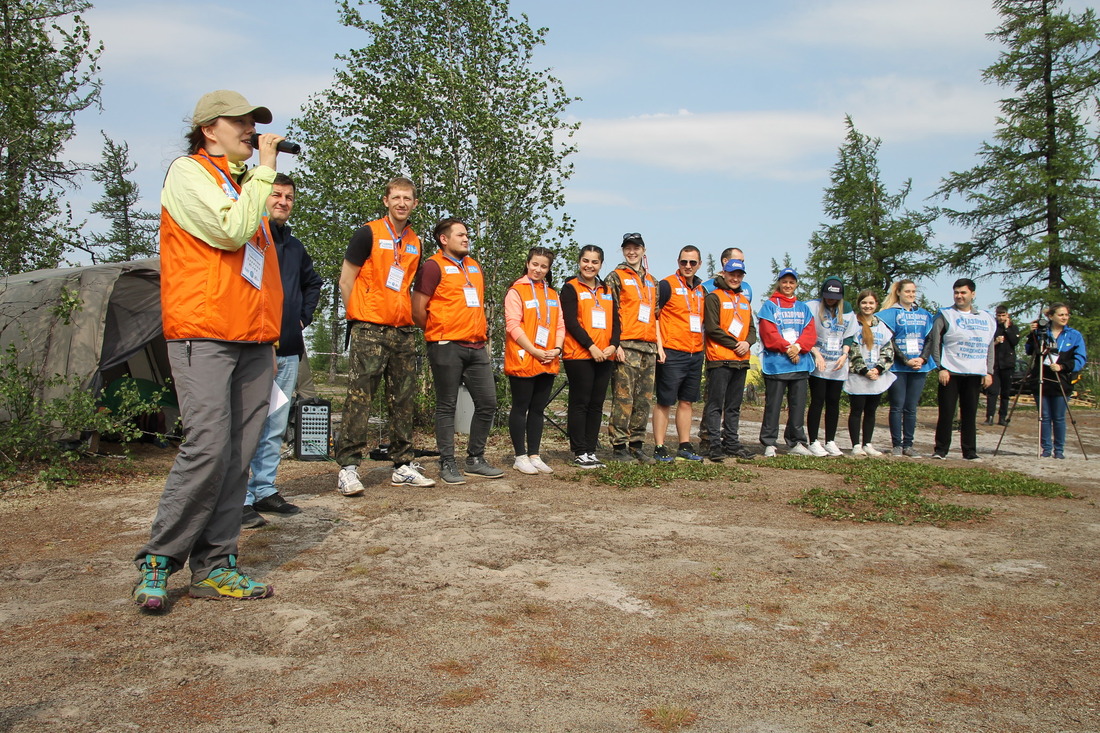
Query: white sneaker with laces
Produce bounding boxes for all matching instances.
[807,440,829,457]
[789,443,813,457]
[763,446,777,458]
[529,455,553,473]
[851,444,866,456]
[392,463,436,487]
[337,465,365,496]
[513,455,539,474]
[823,441,843,456]
[862,444,883,457]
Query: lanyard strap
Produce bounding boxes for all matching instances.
[443,254,473,288]
[677,274,700,315]
[529,279,551,326]
[383,218,408,266]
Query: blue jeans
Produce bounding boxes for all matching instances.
[246,355,299,505]
[888,371,927,449]
[1040,392,1067,457]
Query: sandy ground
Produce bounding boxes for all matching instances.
[0,404,1098,732]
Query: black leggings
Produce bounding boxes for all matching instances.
[807,376,843,442]
[848,393,883,446]
[564,359,613,455]
[508,373,556,456]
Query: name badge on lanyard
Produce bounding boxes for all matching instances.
[463,286,480,308]
[535,325,550,347]
[782,328,798,344]
[591,307,607,330]
[242,242,264,289]
[638,303,652,323]
[905,334,921,355]
[728,315,744,337]
[690,314,702,333]
[386,263,405,291]
[827,335,841,353]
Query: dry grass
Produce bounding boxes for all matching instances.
[438,686,489,707]
[364,545,389,556]
[641,704,698,731]
[526,644,572,669]
[429,659,475,676]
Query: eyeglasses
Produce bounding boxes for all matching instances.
[679,259,699,267]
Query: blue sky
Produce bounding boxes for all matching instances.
[67,0,1089,307]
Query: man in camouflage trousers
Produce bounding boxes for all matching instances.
[605,233,663,464]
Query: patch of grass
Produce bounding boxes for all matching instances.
[520,602,551,617]
[776,455,1073,525]
[527,644,572,669]
[364,545,389,556]
[345,564,372,576]
[438,686,489,707]
[701,647,737,663]
[587,461,755,490]
[641,705,698,731]
[429,659,474,676]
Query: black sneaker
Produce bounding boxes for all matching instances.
[573,453,599,469]
[610,445,636,463]
[728,446,755,460]
[676,444,704,462]
[629,443,656,465]
[653,445,674,463]
[242,505,267,528]
[708,450,725,463]
[253,492,301,515]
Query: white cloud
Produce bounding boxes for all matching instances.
[564,188,636,207]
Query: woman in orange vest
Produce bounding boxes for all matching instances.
[504,247,565,474]
[561,245,620,468]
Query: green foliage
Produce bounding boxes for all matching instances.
[88,132,158,262]
[778,454,1072,524]
[583,461,755,490]
[935,0,1100,325]
[0,0,102,275]
[803,115,940,298]
[0,342,167,479]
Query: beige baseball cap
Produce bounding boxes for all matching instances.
[192,90,272,126]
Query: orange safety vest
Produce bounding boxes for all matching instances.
[658,273,705,354]
[422,251,487,342]
[504,277,561,377]
[705,288,752,362]
[614,265,658,343]
[344,217,421,327]
[563,278,616,361]
[160,150,282,342]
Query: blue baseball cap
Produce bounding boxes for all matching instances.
[777,267,798,281]
[723,259,746,273]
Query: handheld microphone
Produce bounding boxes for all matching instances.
[250,134,301,155]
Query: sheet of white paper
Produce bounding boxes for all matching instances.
[268,380,289,416]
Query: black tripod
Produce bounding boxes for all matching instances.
[993,324,1088,459]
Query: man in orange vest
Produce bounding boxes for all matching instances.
[413,218,504,485]
[653,246,707,462]
[335,177,435,495]
[702,259,756,461]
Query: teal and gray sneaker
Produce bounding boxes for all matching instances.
[189,555,273,600]
[134,554,170,612]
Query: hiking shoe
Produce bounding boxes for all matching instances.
[529,455,554,474]
[676,445,703,462]
[629,444,656,465]
[808,441,828,457]
[823,441,843,456]
[439,457,466,484]
[903,447,921,458]
[465,455,504,479]
[610,445,636,463]
[851,444,866,457]
[253,492,300,514]
[789,443,813,457]
[763,446,777,458]
[337,465,365,496]
[513,455,539,475]
[133,554,170,612]
[189,556,272,600]
[241,505,267,528]
[708,450,725,463]
[392,462,436,487]
[653,445,674,463]
[891,446,904,457]
[727,445,755,460]
[863,444,883,457]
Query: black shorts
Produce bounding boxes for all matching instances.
[656,349,704,406]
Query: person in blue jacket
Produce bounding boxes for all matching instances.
[878,279,935,457]
[757,268,816,457]
[1026,302,1087,458]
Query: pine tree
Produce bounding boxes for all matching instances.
[87,133,158,262]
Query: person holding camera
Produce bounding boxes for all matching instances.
[1026,303,1086,459]
[985,305,1019,426]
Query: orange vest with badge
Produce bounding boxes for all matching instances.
[563,278,616,361]
[423,251,487,342]
[705,289,752,362]
[504,277,561,377]
[614,265,658,343]
[345,218,421,327]
[160,150,283,342]
[659,274,705,354]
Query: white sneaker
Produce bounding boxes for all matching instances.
[862,444,882,457]
[763,446,777,458]
[337,465,365,496]
[850,444,866,457]
[391,462,436,487]
[823,441,843,456]
[585,452,606,468]
[788,443,813,457]
[808,440,829,457]
[513,455,539,474]
[529,455,553,474]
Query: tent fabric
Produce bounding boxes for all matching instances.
[0,259,165,408]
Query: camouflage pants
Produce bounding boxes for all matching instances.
[608,344,656,447]
[335,323,418,466]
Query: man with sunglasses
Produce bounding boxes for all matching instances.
[605,233,662,464]
[652,246,707,462]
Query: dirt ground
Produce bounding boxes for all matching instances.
[1,403,1098,732]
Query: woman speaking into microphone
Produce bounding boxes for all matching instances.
[133,90,287,611]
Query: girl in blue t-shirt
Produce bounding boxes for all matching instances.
[878,279,935,457]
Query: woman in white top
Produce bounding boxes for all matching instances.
[844,290,895,456]
[805,278,854,456]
